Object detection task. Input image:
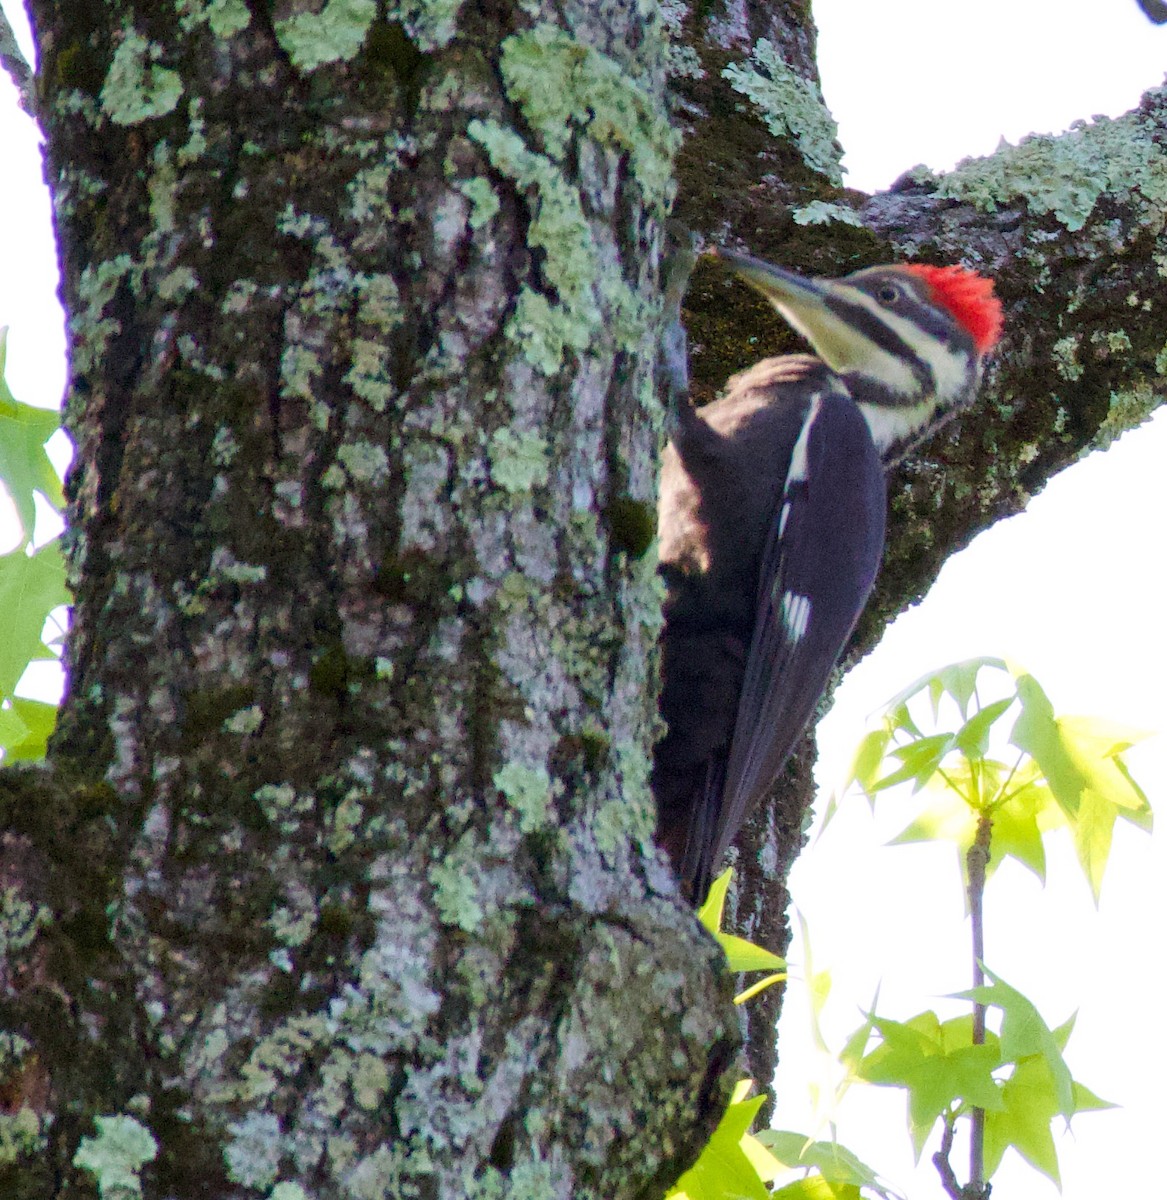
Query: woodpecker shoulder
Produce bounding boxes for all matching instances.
[722,352,824,400]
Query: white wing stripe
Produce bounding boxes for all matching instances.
[780,591,811,643]
[786,396,821,483]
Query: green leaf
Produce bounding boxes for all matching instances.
[893,757,1054,885]
[1111,756,1153,833]
[2,697,58,762]
[841,726,893,798]
[0,542,69,697]
[718,934,786,975]
[888,787,977,853]
[769,1177,861,1200]
[881,658,1008,722]
[839,1007,877,1076]
[953,697,1014,760]
[667,1083,772,1200]
[792,912,839,1062]
[757,1131,894,1197]
[0,704,30,753]
[1057,714,1153,825]
[1070,1078,1116,1113]
[856,1011,1004,1157]
[978,999,1113,1184]
[982,1053,1063,1185]
[0,329,64,542]
[1010,673,1153,898]
[870,733,955,794]
[989,761,1058,881]
[697,869,786,984]
[1010,672,1078,812]
[698,868,733,936]
[956,971,1073,1115]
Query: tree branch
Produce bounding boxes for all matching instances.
[0,8,34,116]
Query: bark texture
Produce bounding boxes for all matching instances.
[2,2,739,1197]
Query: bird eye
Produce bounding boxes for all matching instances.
[877,283,901,306]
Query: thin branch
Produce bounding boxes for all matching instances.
[1136,0,1167,24]
[966,813,994,1197]
[932,1114,965,1200]
[0,8,35,118]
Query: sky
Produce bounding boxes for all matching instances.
[0,2,1165,1198]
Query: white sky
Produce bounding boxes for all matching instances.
[0,2,1164,1197]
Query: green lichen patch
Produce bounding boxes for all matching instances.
[269,1184,310,1200]
[791,200,863,227]
[274,0,377,72]
[466,25,676,374]
[498,23,678,206]
[456,177,500,230]
[937,104,1167,232]
[0,1104,42,1167]
[399,0,464,51]
[1052,334,1084,382]
[493,762,552,833]
[430,854,484,932]
[468,119,599,375]
[223,1110,283,1191]
[487,428,549,494]
[176,0,251,37]
[721,39,843,185]
[100,27,183,126]
[1094,382,1159,451]
[73,1114,158,1199]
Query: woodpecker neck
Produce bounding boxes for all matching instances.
[846,358,980,465]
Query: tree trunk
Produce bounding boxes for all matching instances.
[2,3,738,1196]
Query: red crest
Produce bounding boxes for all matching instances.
[904,264,1004,354]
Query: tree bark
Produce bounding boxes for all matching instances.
[3,3,738,1196]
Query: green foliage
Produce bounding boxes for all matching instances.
[855,1011,1005,1158]
[757,1132,895,1200]
[836,658,1148,1193]
[842,657,1151,899]
[0,329,67,763]
[668,1080,782,1200]
[670,874,870,1200]
[673,659,1149,1200]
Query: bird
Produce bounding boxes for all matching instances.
[653,248,1003,905]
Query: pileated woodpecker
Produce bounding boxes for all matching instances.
[654,249,1003,904]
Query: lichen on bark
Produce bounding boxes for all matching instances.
[7,1,739,1195]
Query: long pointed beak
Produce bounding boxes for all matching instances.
[715,249,874,375]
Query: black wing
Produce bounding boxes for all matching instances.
[707,388,887,876]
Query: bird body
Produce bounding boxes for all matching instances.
[654,253,1003,903]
